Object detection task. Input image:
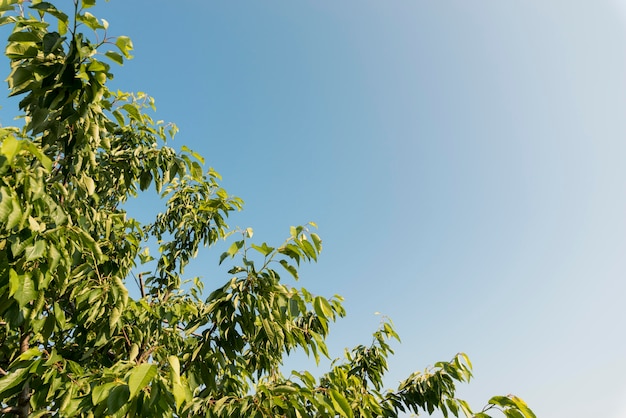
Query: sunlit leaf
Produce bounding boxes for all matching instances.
[128,364,157,399]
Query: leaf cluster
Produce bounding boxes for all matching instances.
[0,1,536,417]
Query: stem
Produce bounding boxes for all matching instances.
[16,330,31,418]
[139,273,146,299]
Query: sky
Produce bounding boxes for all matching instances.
[3,1,626,417]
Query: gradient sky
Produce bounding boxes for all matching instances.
[3,1,626,417]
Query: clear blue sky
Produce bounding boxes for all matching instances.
[4,1,626,417]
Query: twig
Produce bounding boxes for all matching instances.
[139,273,146,299]
[0,406,18,415]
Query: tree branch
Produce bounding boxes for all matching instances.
[17,330,31,418]
[0,406,19,415]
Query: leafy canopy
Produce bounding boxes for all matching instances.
[0,1,535,417]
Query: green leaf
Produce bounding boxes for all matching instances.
[7,31,40,42]
[9,270,36,308]
[115,35,133,58]
[300,238,317,261]
[53,301,66,329]
[190,161,203,180]
[508,396,537,418]
[172,382,188,410]
[0,367,29,399]
[109,307,121,329]
[168,356,187,408]
[310,232,322,252]
[168,356,181,385]
[78,11,104,30]
[87,60,108,72]
[181,145,205,164]
[251,243,274,257]
[329,389,353,418]
[227,240,243,257]
[30,2,69,24]
[6,198,22,230]
[128,363,157,399]
[5,42,38,59]
[105,51,124,65]
[279,259,298,279]
[22,142,52,171]
[42,32,62,54]
[313,296,333,320]
[122,103,142,121]
[107,384,130,414]
[84,176,95,195]
[92,382,116,405]
[13,347,41,363]
[489,396,518,409]
[24,240,46,261]
[1,134,20,162]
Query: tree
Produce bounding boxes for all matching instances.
[0,1,535,417]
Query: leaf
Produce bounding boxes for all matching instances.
[7,32,40,42]
[190,161,203,180]
[310,233,322,252]
[91,382,116,405]
[109,307,121,329]
[6,197,22,230]
[107,384,130,414]
[139,170,152,191]
[129,344,139,362]
[279,259,298,279]
[24,240,46,261]
[227,240,243,257]
[115,36,134,58]
[508,396,536,418]
[9,270,36,308]
[251,243,274,257]
[87,60,108,72]
[313,296,334,320]
[181,145,205,164]
[168,356,188,409]
[54,301,66,329]
[83,176,95,195]
[128,363,157,399]
[30,2,69,24]
[13,347,41,363]
[78,12,103,30]
[105,51,124,65]
[489,396,517,409]
[122,103,141,121]
[0,367,29,399]
[172,382,188,410]
[1,134,19,162]
[329,389,353,418]
[168,356,181,385]
[42,32,62,54]
[22,141,52,171]
[273,385,297,394]
[300,239,317,261]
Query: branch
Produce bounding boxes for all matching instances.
[0,406,19,415]
[138,273,146,299]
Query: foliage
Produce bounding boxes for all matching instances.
[0,1,535,417]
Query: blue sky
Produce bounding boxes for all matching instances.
[4,1,626,416]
